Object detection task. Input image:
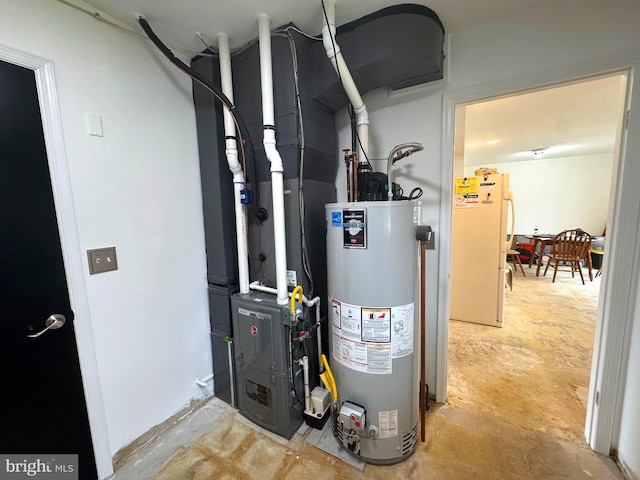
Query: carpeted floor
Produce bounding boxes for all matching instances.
[113,266,621,479]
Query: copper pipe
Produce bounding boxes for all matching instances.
[352,154,359,202]
[345,159,351,202]
[420,239,426,442]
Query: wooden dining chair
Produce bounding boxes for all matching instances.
[506,236,526,276]
[543,229,592,284]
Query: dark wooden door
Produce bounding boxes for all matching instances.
[0,59,97,479]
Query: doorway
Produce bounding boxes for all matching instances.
[0,46,111,478]
[0,58,98,479]
[446,73,628,445]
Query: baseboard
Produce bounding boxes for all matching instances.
[111,396,210,472]
[613,449,639,480]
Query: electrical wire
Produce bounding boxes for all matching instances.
[409,187,424,200]
[275,24,322,41]
[282,29,315,297]
[320,0,373,170]
[288,325,304,405]
[196,32,218,54]
[56,0,219,58]
[394,186,424,201]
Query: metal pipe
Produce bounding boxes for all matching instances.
[386,142,424,200]
[352,155,359,201]
[344,150,352,202]
[420,238,426,442]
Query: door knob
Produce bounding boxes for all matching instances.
[27,314,66,338]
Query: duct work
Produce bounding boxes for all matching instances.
[314,3,445,111]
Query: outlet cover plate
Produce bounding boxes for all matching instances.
[87,247,118,275]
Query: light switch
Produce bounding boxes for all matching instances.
[87,247,118,274]
[86,113,103,137]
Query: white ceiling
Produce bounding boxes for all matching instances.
[76,0,553,51]
[459,75,628,167]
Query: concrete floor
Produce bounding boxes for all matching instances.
[111,268,624,480]
[448,270,600,446]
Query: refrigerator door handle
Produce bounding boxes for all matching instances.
[502,189,516,252]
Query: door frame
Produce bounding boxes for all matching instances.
[437,49,640,455]
[0,45,113,478]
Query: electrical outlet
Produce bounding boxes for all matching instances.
[87,247,118,275]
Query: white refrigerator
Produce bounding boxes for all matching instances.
[450,173,514,327]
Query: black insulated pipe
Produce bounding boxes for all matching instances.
[137,16,253,153]
[138,16,232,110]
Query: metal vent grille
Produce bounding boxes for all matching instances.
[402,423,418,455]
[336,421,345,444]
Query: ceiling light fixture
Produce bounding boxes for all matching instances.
[531,148,546,158]
[486,139,498,145]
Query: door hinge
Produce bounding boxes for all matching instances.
[624,110,631,130]
[595,390,600,406]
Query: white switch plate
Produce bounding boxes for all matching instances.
[86,113,103,137]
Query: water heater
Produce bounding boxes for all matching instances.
[325,201,420,464]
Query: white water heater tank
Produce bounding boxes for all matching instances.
[325,200,420,464]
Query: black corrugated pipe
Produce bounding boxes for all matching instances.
[137,16,253,158]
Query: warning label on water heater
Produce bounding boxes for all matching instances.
[379,409,399,438]
[361,307,391,343]
[331,299,414,375]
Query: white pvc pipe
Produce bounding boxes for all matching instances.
[258,14,289,305]
[218,33,250,294]
[301,356,311,414]
[227,340,235,406]
[195,373,214,387]
[315,301,322,371]
[321,0,369,165]
[249,281,319,308]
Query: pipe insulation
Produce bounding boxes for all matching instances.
[321,0,369,165]
[258,14,289,305]
[218,33,250,294]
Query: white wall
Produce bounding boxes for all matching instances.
[335,85,445,390]
[618,279,640,478]
[0,0,211,459]
[4,0,639,476]
[463,154,613,236]
[336,0,640,476]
